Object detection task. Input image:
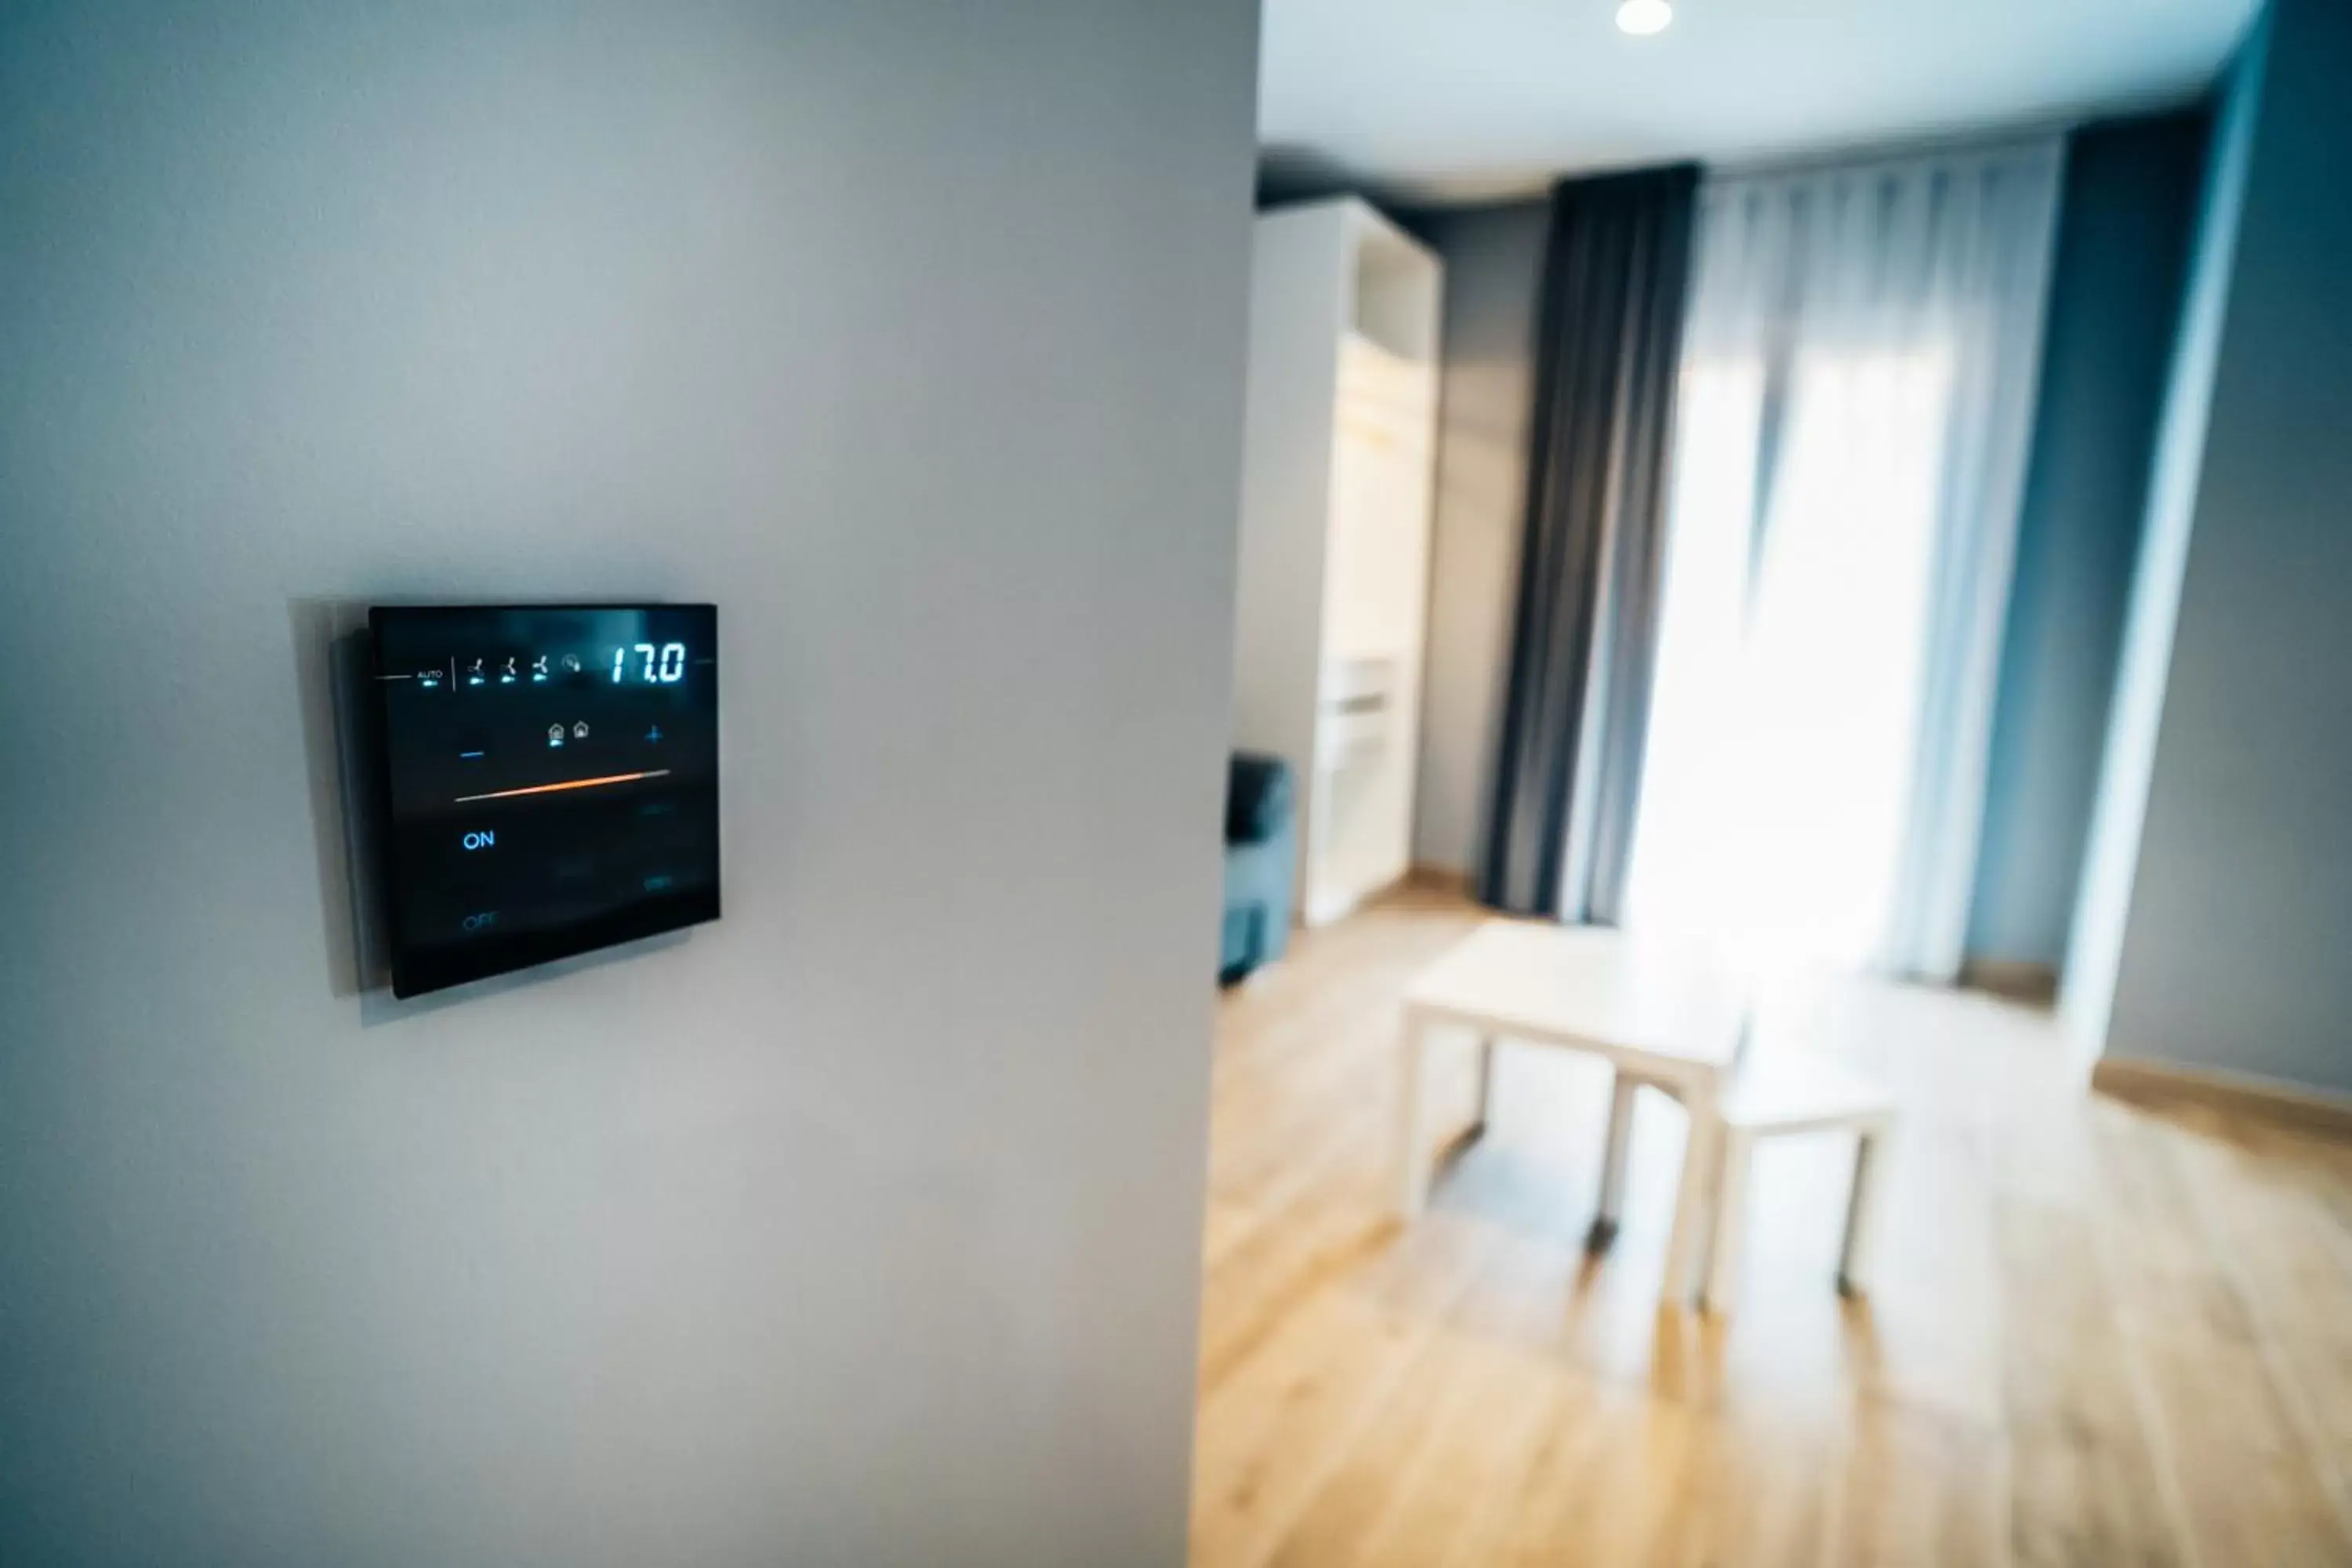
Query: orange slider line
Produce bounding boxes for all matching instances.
[455,768,670,804]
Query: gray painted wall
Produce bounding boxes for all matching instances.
[0,5,1257,1565]
[2101,0,2352,1094]
[1408,201,1549,875]
[2067,12,2267,1050]
[1967,111,2209,969]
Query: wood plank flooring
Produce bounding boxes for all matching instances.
[1189,891,2352,1566]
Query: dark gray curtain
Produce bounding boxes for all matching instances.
[1479,165,1698,920]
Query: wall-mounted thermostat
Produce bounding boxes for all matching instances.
[368,604,720,997]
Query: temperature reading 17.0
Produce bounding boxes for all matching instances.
[612,642,688,684]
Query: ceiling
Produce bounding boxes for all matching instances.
[1258,0,2262,206]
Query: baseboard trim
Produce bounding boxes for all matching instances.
[1312,870,1416,925]
[2091,1055,2352,1142]
[1958,957,2059,1007]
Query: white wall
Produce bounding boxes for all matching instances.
[0,5,1258,1565]
[1409,202,1551,875]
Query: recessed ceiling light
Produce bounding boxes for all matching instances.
[1617,0,1672,36]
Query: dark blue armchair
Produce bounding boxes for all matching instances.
[1221,752,1296,985]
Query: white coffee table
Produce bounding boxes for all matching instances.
[1396,919,1748,1305]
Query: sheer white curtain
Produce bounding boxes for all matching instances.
[1624,141,2063,980]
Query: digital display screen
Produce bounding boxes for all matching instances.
[368,604,720,998]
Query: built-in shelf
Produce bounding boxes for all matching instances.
[1230,197,1443,927]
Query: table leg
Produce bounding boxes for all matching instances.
[1472,1034,1497,1138]
[1704,1127,1754,1314]
[1838,1125,1889,1296]
[1661,1092,1721,1308]
[1394,1013,1432,1218]
[1593,1072,1639,1247]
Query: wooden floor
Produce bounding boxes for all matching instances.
[1189,891,2352,1567]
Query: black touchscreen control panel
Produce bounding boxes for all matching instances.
[368,604,719,997]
